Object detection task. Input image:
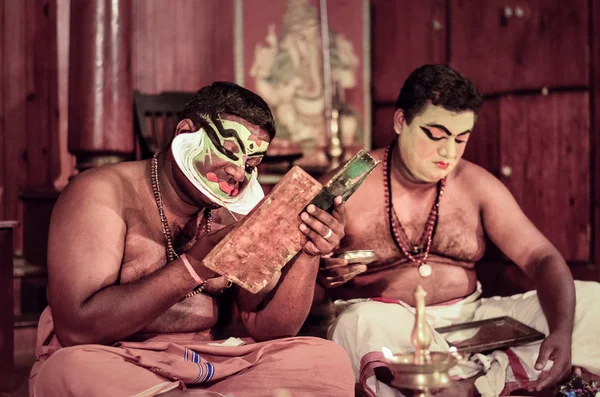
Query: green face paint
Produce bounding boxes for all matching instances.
[191,118,269,199]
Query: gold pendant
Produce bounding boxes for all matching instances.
[418,263,432,277]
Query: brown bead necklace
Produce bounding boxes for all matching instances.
[151,152,212,297]
[383,143,445,277]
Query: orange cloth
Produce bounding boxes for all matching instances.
[30,308,354,397]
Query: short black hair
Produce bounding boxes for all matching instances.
[395,64,483,124]
[180,81,276,140]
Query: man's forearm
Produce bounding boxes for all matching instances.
[53,258,197,346]
[532,254,575,334]
[239,252,320,341]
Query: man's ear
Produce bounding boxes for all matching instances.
[393,109,406,136]
[174,118,196,137]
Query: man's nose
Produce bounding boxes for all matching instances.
[439,139,456,159]
[225,164,245,182]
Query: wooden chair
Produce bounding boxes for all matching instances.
[0,221,18,390]
[133,90,196,159]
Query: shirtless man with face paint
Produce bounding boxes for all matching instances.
[29,82,354,397]
[320,65,600,397]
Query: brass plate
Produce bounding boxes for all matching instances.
[333,250,376,264]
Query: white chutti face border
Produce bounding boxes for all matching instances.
[171,130,264,215]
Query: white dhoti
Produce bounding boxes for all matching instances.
[328,280,600,397]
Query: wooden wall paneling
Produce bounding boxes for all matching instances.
[462,97,500,174]
[499,92,590,262]
[132,0,158,93]
[372,106,396,149]
[0,1,5,220]
[177,0,234,89]
[450,0,589,95]
[25,0,57,188]
[211,0,235,83]
[3,1,28,254]
[592,0,600,275]
[154,0,177,92]
[175,0,207,91]
[175,0,194,90]
[132,0,234,94]
[371,0,447,103]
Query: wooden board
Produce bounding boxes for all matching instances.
[203,166,323,293]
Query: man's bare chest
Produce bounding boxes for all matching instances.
[342,201,486,266]
[119,211,200,284]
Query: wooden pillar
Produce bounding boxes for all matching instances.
[0,221,18,390]
[68,0,133,171]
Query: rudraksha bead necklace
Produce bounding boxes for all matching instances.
[151,152,211,297]
[383,143,445,277]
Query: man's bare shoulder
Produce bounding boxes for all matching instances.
[452,158,495,180]
[56,160,147,215]
[452,159,510,203]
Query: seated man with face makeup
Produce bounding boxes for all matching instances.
[29,82,354,397]
[318,65,600,397]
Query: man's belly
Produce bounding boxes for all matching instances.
[330,258,478,306]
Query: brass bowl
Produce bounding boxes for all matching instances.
[386,352,458,373]
[386,352,458,391]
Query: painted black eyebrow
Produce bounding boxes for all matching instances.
[420,126,439,140]
[425,123,472,136]
[213,120,246,152]
[201,122,240,161]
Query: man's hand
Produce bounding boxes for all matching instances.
[529,331,572,392]
[299,196,346,257]
[185,223,236,280]
[318,256,367,288]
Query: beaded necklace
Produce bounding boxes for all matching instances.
[383,143,445,277]
[151,152,211,297]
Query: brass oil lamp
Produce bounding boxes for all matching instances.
[384,285,460,397]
